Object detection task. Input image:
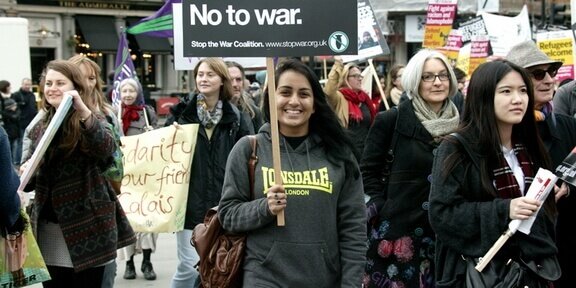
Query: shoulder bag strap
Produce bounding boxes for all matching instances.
[248,136,258,200]
[450,132,480,170]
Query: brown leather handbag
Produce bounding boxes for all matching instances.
[191,136,258,288]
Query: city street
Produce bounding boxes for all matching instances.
[28,232,180,287]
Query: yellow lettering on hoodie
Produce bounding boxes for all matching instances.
[261,166,333,194]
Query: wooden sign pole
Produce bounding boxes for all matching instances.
[368,59,389,110]
[266,57,285,226]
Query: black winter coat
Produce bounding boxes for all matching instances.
[429,133,558,288]
[166,94,251,229]
[538,113,576,288]
[362,100,438,239]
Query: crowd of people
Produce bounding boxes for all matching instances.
[1,39,575,288]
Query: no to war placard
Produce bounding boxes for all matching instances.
[180,0,357,56]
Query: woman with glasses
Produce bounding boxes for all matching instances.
[324,56,376,156]
[506,40,576,288]
[361,49,460,288]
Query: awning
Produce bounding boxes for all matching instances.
[76,15,118,52]
[127,17,172,54]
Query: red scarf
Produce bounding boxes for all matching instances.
[493,143,534,199]
[339,88,376,123]
[122,104,144,134]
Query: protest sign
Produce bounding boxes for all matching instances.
[536,30,575,84]
[118,124,199,232]
[458,16,488,44]
[423,0,457,49]
[341,0,390,62]
[556,146,576,187]
[18,94,72,193]
[179,0,357,57]
[439,29,463,66]
[172,4,266,70]
[480,5,531,57]
[468,35,490,77]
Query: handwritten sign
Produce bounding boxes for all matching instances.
[118,124,199,232]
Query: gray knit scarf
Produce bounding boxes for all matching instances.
[412,94,459,141]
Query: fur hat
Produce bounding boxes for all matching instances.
[506,40,562,69]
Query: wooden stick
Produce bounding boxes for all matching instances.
[475,229,514,272]
[323,58,327,80]
[266,57,285,226]
[368,59,389,111]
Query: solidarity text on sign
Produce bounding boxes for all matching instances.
[119,124,199,232]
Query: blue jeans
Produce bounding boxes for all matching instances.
[170,229,200,288]
[101,260,116,288]
[13,133,23,165]
[10,137,20,165]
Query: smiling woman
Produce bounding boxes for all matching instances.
[219,58,366,287]
[21,59,135,287]
[162,57,251,287]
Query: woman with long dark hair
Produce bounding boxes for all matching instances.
[218,59,366,287]
[429,60,559,287]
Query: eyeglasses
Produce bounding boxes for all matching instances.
[528,66,559,81]
[348,74,364,80]
[421,73,450,82]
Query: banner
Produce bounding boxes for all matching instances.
[119,124,199,232]
[536,31,575,84]
[468,35,490,77]
[423,0,458,49]
[180,0,357,57]
[341,0,390,62]
[480,5,531,57]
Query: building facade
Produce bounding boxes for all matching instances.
[0,0,183,97]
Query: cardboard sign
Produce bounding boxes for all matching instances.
[118,124,199,232]
[341,0,390,62]
[179,0,357,57]
[537,30,575,84]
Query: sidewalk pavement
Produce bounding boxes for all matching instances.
[27,232,179,288]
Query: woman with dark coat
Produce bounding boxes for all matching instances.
[429,60,560,287]
[362,49,460,288]
[164,57,251,288]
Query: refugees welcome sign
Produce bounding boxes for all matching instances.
[181,0,357,56]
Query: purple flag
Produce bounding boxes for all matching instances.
[126,0,181,38]
[112,31,139,108]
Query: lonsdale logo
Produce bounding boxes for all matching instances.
[261,166,333,194]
